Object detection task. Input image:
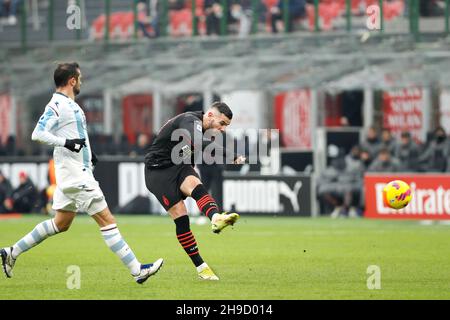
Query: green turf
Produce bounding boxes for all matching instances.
[1,215,450,300]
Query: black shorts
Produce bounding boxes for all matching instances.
[145,164,200,210]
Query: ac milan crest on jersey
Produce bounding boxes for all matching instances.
[162,195,170,207]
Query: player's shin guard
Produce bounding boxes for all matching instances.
[11,219,59,259]
[191,184,220,220]
[100,224,141,276]
[174,215,204,267]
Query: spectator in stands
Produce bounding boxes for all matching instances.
[317,147,363,218]
[368,147,401,172]
[130,133,150,157]
[0,0,21,26]
[137,0,162,38]
[380,128,396,155]
[360,148,373,170]
[394,131,420,172]
[317,158,343,217]
[11,171,38,213]
[230,0,266,37]
[137,1,158,39]
[360,126,381,160]
[269,0,306,33]
[418,126,450,172]
[0,170,13,213]
[149,0,161,37]
[230,1,251,37]
[339,145,365,217]
[204,0,224,35]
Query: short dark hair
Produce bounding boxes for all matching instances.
[54,62,80,88]
[211,101,233,120]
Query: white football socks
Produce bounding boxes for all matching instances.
[12,219,59,259]
[100,224,141,276]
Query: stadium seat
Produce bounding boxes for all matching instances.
[109,12,126,39]
[306,2,344,31]
[384,0,404,21]
[91,12,141,41]
[119,12,135,40]
[169,8,193,37]
[169,0,206,36]
[90,14,106,40]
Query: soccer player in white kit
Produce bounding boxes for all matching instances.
[1,62,163,284]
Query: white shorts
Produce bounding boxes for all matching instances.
[52,173,107,216]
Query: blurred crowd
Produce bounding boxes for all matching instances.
[1,0,447,36]
[0,169,39,214]
[116,0,448,39]
[317,126,450,218]
[136,0,307,38]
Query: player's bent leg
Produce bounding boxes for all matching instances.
[1,213,66,278]
[181,176,239,234]
[91,206,163,284]
[181,176,219,221]
[168,201,218,281]
[53,210,76,232]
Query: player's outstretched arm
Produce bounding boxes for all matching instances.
[31,105,85,153]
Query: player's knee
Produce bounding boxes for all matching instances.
[181,176,202,195]
[56,222,71,232]
[54,211,75,232]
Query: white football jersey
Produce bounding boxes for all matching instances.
[32,92,93,187]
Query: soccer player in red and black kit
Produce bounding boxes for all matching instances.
[144,102,246,280]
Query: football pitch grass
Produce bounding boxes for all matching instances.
[1,214,450,300]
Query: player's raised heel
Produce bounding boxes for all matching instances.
[134,258,164,284]
[211,212,240,234]
[1,247,16,278]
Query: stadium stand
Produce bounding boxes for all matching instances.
[1,0,450,217]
